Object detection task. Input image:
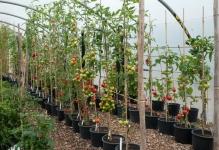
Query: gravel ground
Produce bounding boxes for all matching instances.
[50,111,193,150]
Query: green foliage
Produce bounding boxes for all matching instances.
[0,81,54,150]
[18,113,54,150]
[0,99,21,150]
[177,55,197,103]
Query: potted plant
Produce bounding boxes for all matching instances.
[150,80,165,112]
[100,61,125,150]
[156,48,179,135]
[186,36,214,150]
[174,54,199,144]
[76,48,98,139]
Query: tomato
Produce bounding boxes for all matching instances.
[183,105,190,111]
[183,109,189,115]
[152,91,158,97]
[166,95,172,101]
[101,83,107,88]
[92,87,97,93]
[145,58,151,65]
[172,87,176,93]
[95,117,100,124]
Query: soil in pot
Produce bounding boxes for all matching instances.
[129,107,139,123]
[158,117,177,135]
[90,126,108,147]
[57,108,65,121]
[115,143,140,150]
[102,134,125,150]
[174,123,195,144]
[78,121,94,139]
[188,108,199,123]
[168,103,180,116]
[192,129,213,150]
[72,116,80,133]
[145,114,159,129]
[152,100,164,112]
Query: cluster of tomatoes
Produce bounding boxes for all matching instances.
[101,81,107,88]
[61,79,69,86]
[99,81,115,112]
[32,76,38,81]
[152,87,177,102]
[57,91,64,97]
[32,52,38,59]
[84,81,97,94]
[92,116,100,124]
[70,56,77,65]
[176,105,190,120]
[119,120,129,126]
[145,58,152,66]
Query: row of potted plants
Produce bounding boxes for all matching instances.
[0,0,215,149]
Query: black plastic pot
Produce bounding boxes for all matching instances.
[65,113,77,126]
[152,100,164,112]
[188,108,199,123]
[72,117,80,133]
[129,107,139,123]
[192,129,213,150]
[41,98,47,109]
[90,126,108,147]
[102,134,125,150]
[57,109,65,121]
[46,103,52,115]
[158,117,177,135]
[37,99,43,106]
[96,96,101,108]
[127,106,131,119]
[168,103,180,116]
[116,105,123,118]
[115,143,140,150]
[78,122,94,139]
[145,114,158,129]
[174,123,194,144]
[112,104,118,116]
[51,105,58,116]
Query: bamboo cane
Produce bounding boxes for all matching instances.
[213,0,219,149]
[137,0,146,149]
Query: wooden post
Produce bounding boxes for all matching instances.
[0,59,3,102]
[25,28,29,87]
[17,24,22,86]
[137,0,146,149]
[214,0,219,149]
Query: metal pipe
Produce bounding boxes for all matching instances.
[0,0,37,11]
[0,12,27,21]
[0,20,25,31]
[0,12,48,33]
[157,0,192,39]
